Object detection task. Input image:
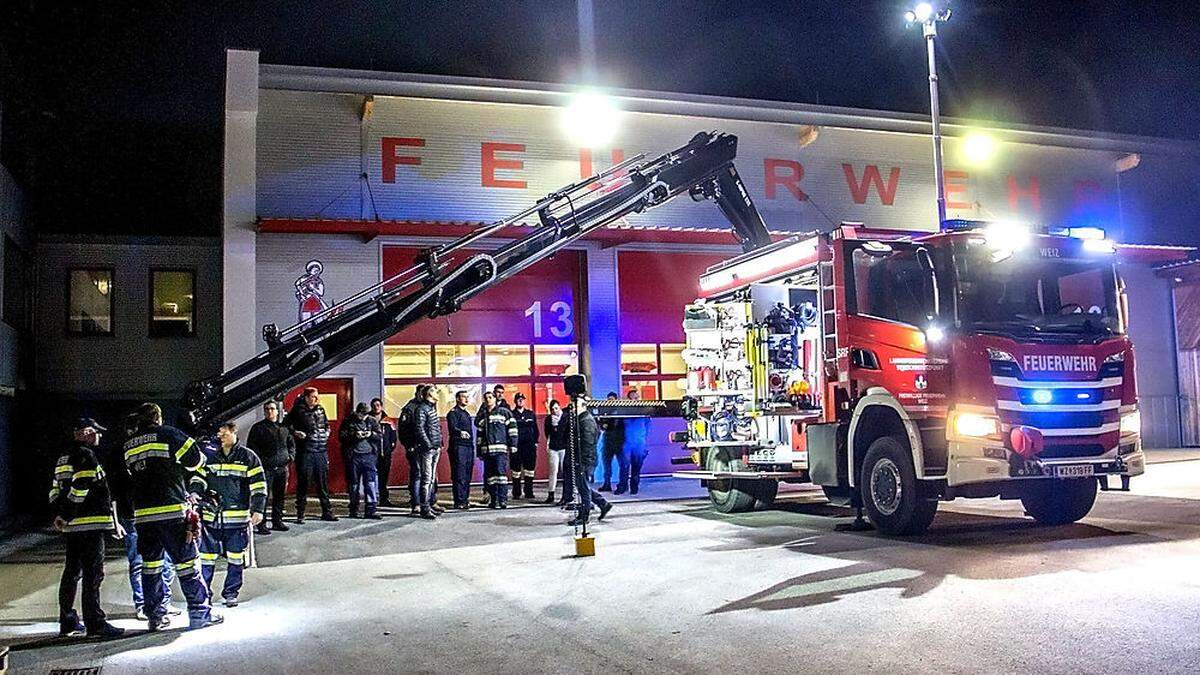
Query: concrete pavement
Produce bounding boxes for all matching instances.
[3,457,1200,674]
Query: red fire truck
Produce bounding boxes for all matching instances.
[672,220,1146,534]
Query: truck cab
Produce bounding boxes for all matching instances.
[679,220,1145,534]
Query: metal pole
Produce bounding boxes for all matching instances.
[924,20,947,225]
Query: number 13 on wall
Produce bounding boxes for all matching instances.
[525,301,573,338]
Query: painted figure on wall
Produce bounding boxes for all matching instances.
[295,260,328,323]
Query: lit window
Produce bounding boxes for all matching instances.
[435,345,483,378]
[150,270,196,337]
[485,345,531,377]
[534,344,579,377]
[621,344,658,375]
[68,269,114,335]
[384,345,432,378]
[660,344,686,375]
[625,380,660,400]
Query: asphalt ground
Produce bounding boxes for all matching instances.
[3,452,1199,674]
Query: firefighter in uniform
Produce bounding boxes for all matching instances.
[122,403,220,630]
[476,391,517,508]
[510,393,539,500]
[49,418,125,638]
[195,421,267,607]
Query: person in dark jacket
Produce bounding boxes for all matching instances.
[341,402,383,519]
[477,391,518,508]
[195,422,267,607]
[598,392,628,493]
[567,397,613,526]
[446,390,476,509]
[122,402,220,630]
[542,399,569,505]
[399,385,426,515]
[511,393,539,500]
[246,400,295,533]
[285,387,338,523]
[50,418,125,639]
[623,389,651,495]
[369,398,399,507]
[411,386,442,519]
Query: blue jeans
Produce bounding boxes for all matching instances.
[574,461,608,518]
[348,453,380,515]
[123,518,175,611]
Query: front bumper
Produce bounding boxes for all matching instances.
[945,436,1144,487]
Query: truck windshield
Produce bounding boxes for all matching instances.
[954,244,1122,337]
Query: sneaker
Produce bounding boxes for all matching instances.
[148,614,171,632]
[598,502,613,521]
[255,525,272,535]
[59,619,86,637]
[223,597,239,608]
[87,622,125,639]
[135,607,148,621]
[320,513,339,522]
[419,510,436,520]
[272,521,290,532]
[410,506,420,516]
[188,613,225,630]
[499,502,508,509]
[431,504,445,514]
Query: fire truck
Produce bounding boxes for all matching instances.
[669,220,1146,534]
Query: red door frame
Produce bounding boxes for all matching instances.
[284,377,354,494]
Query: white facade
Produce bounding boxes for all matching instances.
[226,53,1193,449]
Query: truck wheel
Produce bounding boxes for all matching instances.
[706,449,757,513]
[1020,478,1097,525]
[860,435,938,535]
[752,479,778,510]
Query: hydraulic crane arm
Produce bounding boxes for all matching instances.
[183,131,772,431]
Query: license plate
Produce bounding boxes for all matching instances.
[1053,464,1095,478]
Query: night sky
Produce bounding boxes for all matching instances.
[1,1,1197,237]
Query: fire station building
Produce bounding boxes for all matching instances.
[211,51,1196,490]
[17,50,1200,509]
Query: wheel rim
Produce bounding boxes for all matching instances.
[870,458,903,516]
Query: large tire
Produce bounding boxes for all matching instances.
[706,448,757,513]
[1020,478,1097,525]
[859,435,938,535]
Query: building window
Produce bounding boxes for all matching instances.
[150,270,196,337]
[620,343,686,399]
[67,268,114,335]
[2,236,32,333]
[384,341,579,416]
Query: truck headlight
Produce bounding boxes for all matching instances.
[953,412,1000,438]
[1120,410,1141,435]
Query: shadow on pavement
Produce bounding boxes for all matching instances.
[700,494,1191,614]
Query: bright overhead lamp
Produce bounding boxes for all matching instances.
[561,90,621,148]
[961,133,997,167]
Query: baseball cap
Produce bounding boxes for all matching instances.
[75,417,108,433]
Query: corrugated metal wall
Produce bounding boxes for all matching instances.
[258,90,1122,235]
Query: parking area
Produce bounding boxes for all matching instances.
[3,453,1200,674]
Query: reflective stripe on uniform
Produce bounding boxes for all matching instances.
[487,414,509,423]
[175,437,196,461]
[64,515,113,531]
[68,487,89,502]
[249,481,267,493]
[199,552,220,564]
[133,503,188,522]
[208,463,248,475]
[225,550,245,565]
[246,465,264,478]
[203,509,250,522]
[125,443,173,465]
[72,469,98,479]
[54,458,73,479]
[173,557,200,577]
[143,559,166,575]
[521,469,536,478]
[485,476,511,485]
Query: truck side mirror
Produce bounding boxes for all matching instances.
[915,247,939,320]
